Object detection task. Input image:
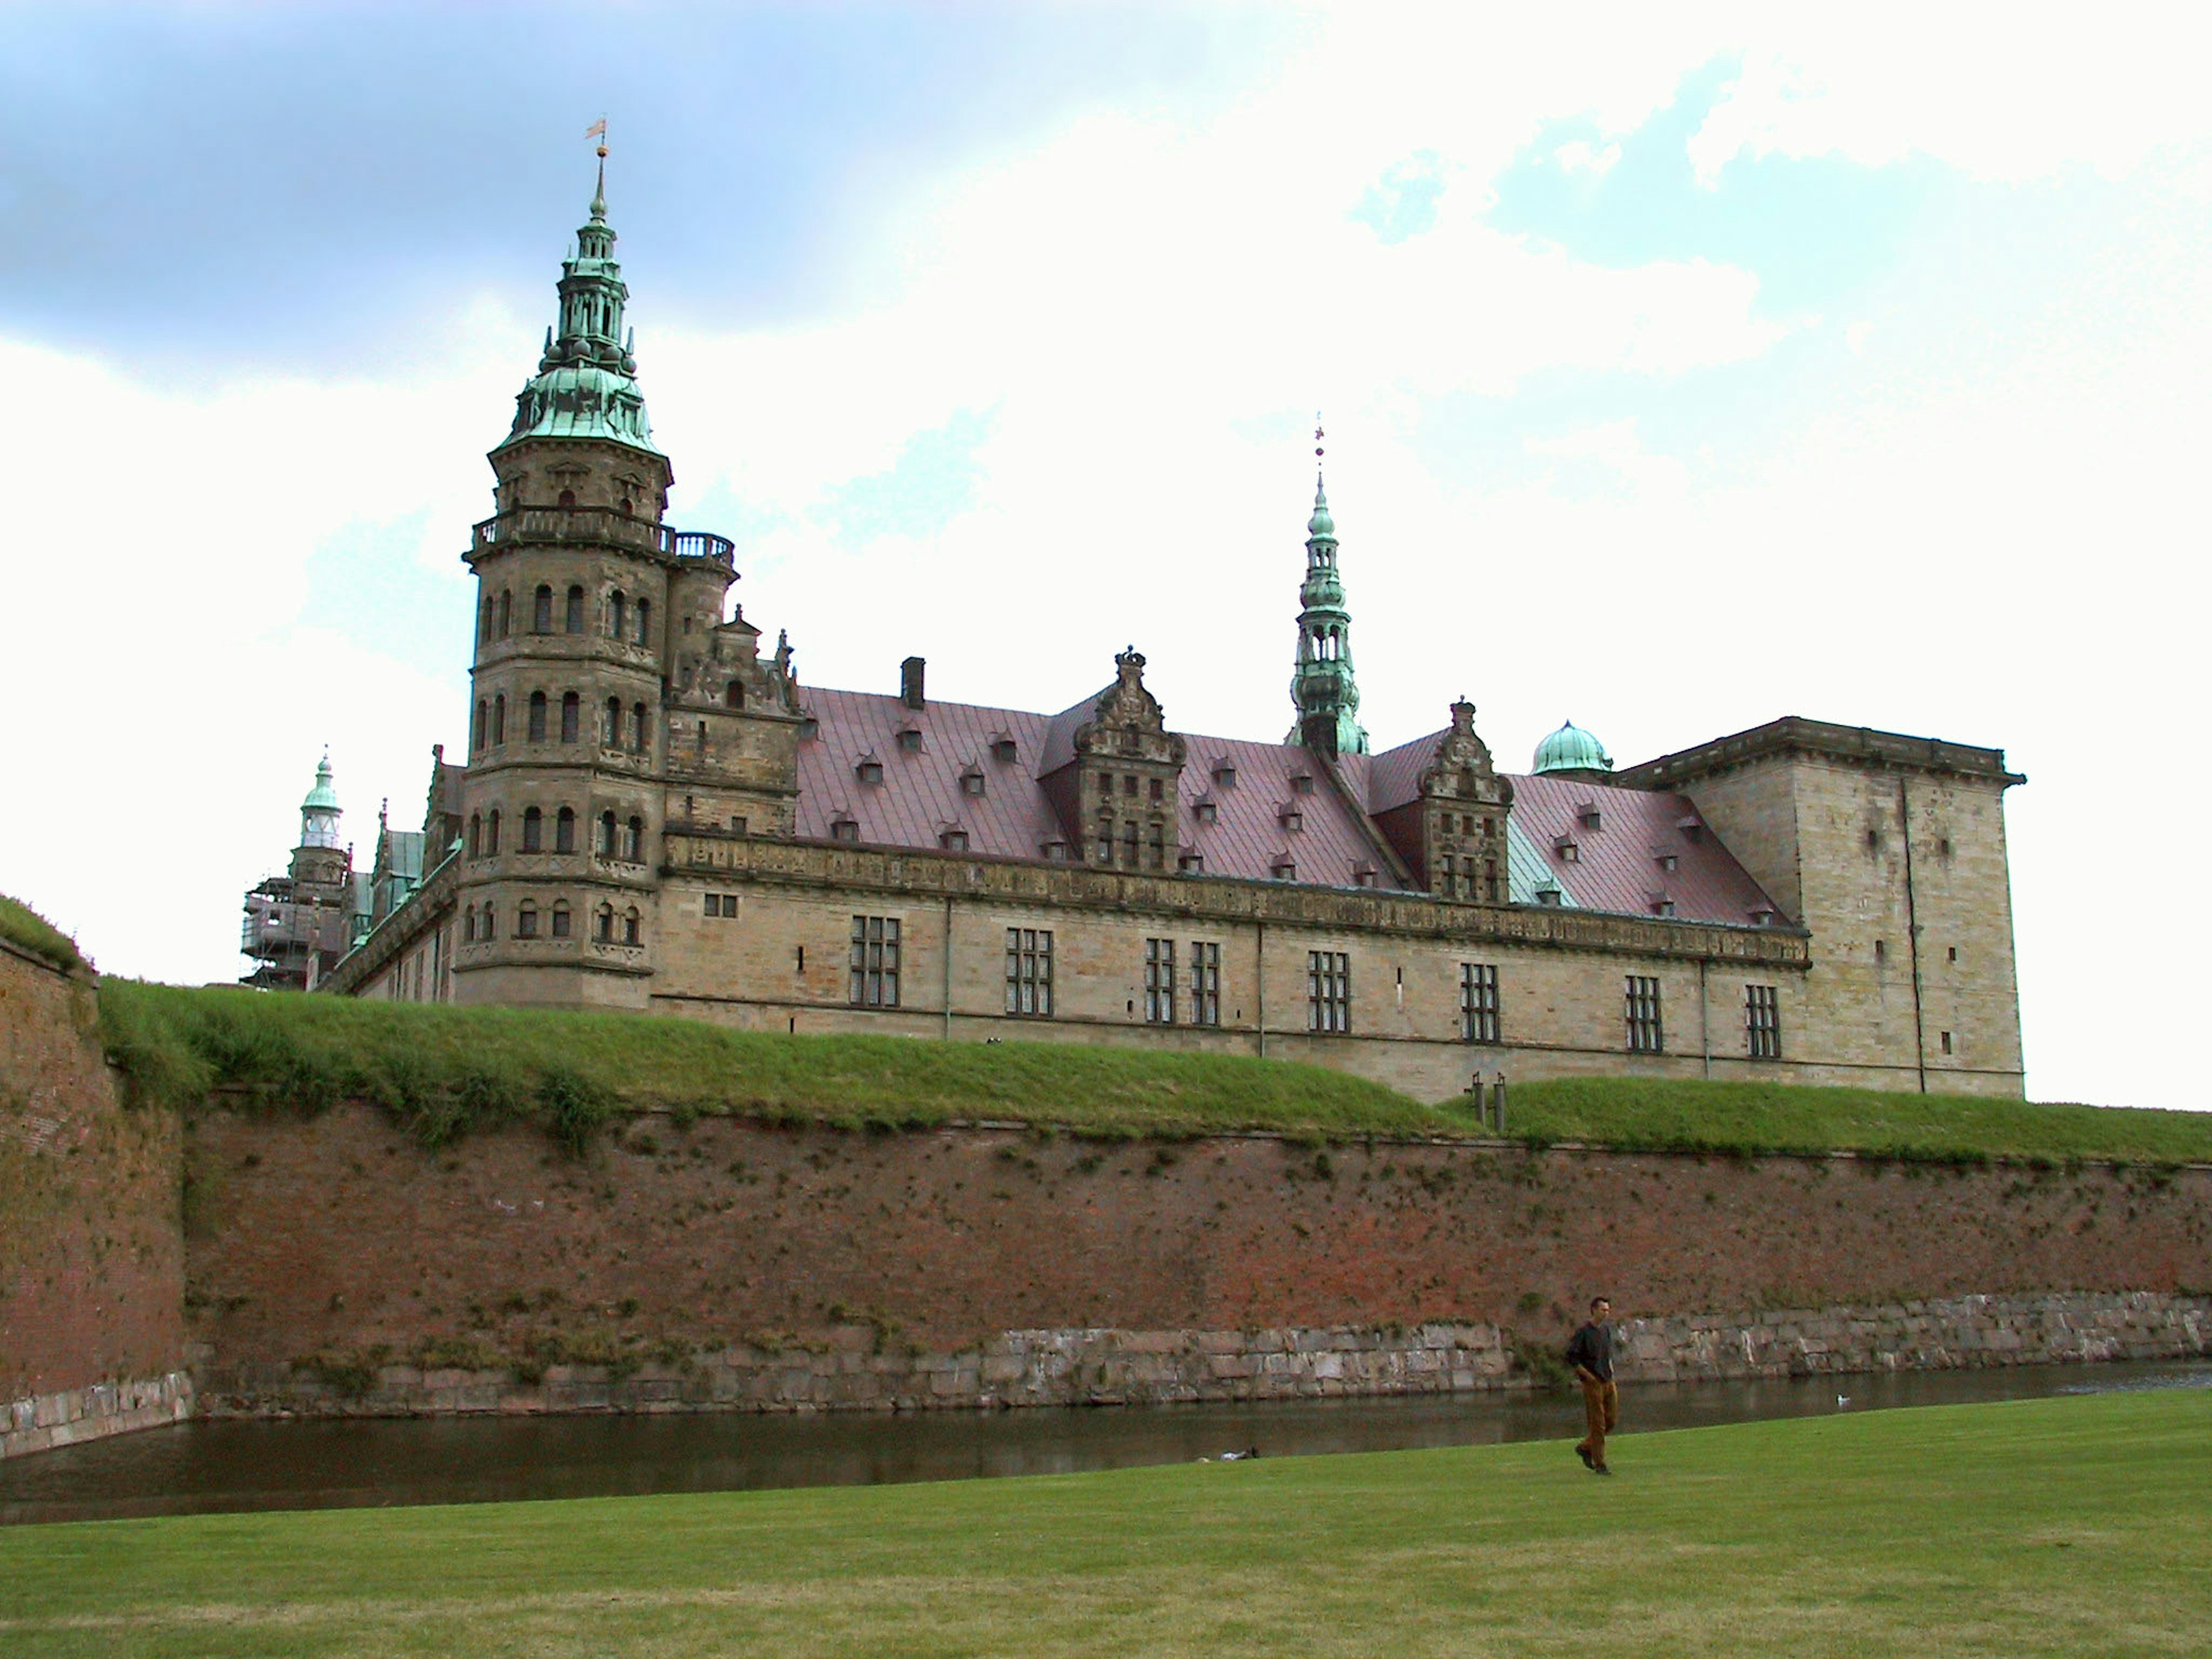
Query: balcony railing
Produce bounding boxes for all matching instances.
[471,507,734,566]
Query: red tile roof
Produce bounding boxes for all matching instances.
[1505,772,1779,925]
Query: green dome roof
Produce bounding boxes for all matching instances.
[1533,721,1612,775]
[1306,476,1335,540]
[302,753,340,813]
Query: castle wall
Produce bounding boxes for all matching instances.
[0,944,188,1457]
[181,1099,2212,1416]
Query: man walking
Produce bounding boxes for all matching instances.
[1565,1296,1618,1475]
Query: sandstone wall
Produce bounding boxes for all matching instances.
[0,942,188,1457]
[183,1100,2212,1415]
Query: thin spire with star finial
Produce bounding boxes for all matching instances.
[1287,414,1367,757]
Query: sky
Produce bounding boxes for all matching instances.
[2,2,2206,1109]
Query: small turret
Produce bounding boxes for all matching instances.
[1533,721,1613,782]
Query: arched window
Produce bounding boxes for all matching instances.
[463,906,476,942]
[517,901,539,939]
[533,585,552,633]
[622,907,642,946]
[600,810,618,855]
[527,691,547,743]
[560,691,579,743]
[619,495,633,516]
[492,695,506,745]
[631,702,647,753]
[635,597,652,645]
[486,809,501,854]
[479,596,495,643]
[550,900,571,938]
[472,699,487,751]
[467,812,481,858]
[498,589,512,637]
[604,696,622,747]
[481,903,497,940]
[595,903,614,942]
[609,592,627,640]
[565,585,584,634]
[624,815,644,861]
[555,806,576,853]
[557,488,577,509]
[522,806,543,851]
[725,680,745,710]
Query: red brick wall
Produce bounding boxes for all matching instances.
[0,946,184,1399]
[181,1100,2212,1377]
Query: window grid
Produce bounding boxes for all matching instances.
[1746,984,1781,1060]
[1625,976,1664,1053]
[1460,963,1501,1044]
[849,916,901,1007]
[1308,950,1350,1035]
[1188,941,1221,1027]
[1143,938,1177,1024]
[1005,928,1054,1017]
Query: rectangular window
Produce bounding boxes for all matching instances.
[1625,975,1664,1053]
[1005,927,1054,1016]
[1143,938,1176,1024]
[1460,963,1501,1044]
[1745,984,1781,1059]
[849,916,901,1007]
[704,893,740,920]
[1188,941,1221,1027]
[1308,950,1350,1034]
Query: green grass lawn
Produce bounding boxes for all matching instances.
[99,979,2212,1164]
[1,1391,2205,1657]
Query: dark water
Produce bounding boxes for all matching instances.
[5,1362,2206,1527]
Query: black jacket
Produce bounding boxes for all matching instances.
[1565,1321,1613,1382]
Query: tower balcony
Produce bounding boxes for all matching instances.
[471,507,734,567]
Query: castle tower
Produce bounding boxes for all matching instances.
[1287,474,1369,758]
[241,755,354,990]
[453,156,800,1010]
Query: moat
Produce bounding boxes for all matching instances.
[5,1360,2206,1527]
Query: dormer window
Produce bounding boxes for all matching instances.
[1271,857,1297,881]
[896,727,923,753]
[797,718,820,741]
[1040,838,1069,861]
[939,828,969,853]
[855,755,884,784]
[1554,836,1580,863]
[1354,865,1379,888]
[1179,851,1205,874]
[1536,886,1563,907]
[1678,817,1705,843]
[1651,898,1676,917]
[1657,854,1679,872]
[1577,804,1601,831]
[1194,798,1218,824]
[1211,762,1237,789]
[991,737,1018,764]
[1750,906,1777,927]
[1278,807,1304,832]
[830,816,859,842]
[1290,772,1315,796]
[960,768,986,797]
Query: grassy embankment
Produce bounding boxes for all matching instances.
[1,1390,2206,1657]
[0,895,86,975]
[94,979,2212,1165]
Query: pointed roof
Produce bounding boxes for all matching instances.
[301,753,340,813]
[498,161,660,454]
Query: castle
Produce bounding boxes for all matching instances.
[245,164,2028,1101]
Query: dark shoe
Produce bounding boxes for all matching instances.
[1577,1446,1594,1469]
[1594,1465,1612,1476]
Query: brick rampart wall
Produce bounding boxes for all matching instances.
[0,944,187,1458]
[183,1101,2211,1415]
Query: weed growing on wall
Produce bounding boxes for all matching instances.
[0,894,88,976]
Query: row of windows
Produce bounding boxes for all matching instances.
[471,692,652,755]
[478,585,654,646]
[462,899,642,945]
[466,808,646,862]
[1097,818,1170,869]
[1139,939,1224,1026]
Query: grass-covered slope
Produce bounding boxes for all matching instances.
[0,894,87,975]
[1511,1075,2212,1166]
[1,1391,2205,1657]
[96,980,2212,1164]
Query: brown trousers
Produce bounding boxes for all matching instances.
[1577,1374,1619,1468]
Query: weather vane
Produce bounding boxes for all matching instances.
[1315,411,1325,482]
[586,116,608,158]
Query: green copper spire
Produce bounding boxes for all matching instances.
[497,160,659,454]
[302,751,340,813]
[1286,460,1369,759]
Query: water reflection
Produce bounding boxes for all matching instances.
[5,1361,2206,1527]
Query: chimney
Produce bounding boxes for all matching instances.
[900,656,926,710]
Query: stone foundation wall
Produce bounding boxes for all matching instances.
[2,1371,193,1458]
[192,1291,2211,1421]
